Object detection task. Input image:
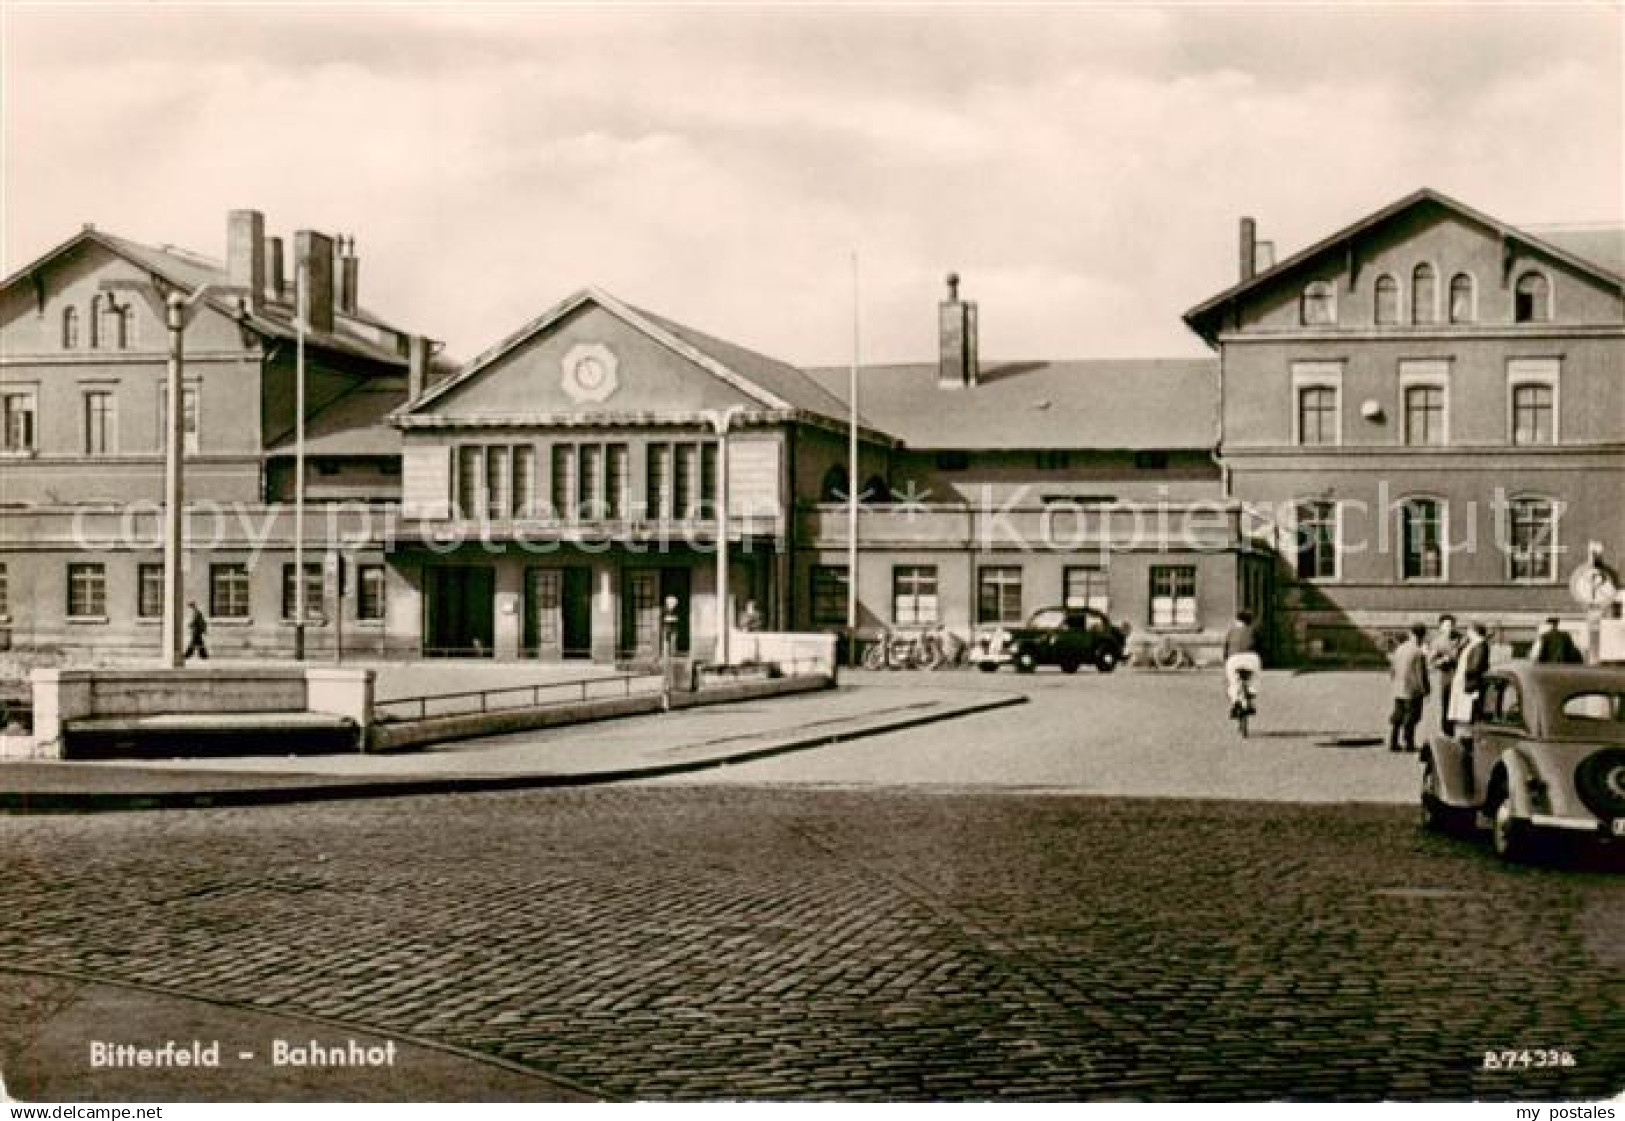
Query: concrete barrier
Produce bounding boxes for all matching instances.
[726,632,839,675]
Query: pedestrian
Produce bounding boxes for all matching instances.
[1388,622,1430,752]
[183,599,209,661]
[1222,609,1262,719]
[1447,621,1491,731]
[1428,614,1465,734]
[738,599,762,633]
[1531,616,1584,664]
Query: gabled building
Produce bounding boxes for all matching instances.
[0,210,437,658]
[1186,188,1625,661]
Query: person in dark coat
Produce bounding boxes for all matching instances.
[1531,617,1584,664]
[183,600,209,661]
[1388,622,1430,753]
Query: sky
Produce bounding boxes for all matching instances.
[3,3,1621,366]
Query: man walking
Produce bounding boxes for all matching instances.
[1223,610,1262,719]
[1389,622,1430,753]
[1428,614,1464,734]
[183,599,209,661]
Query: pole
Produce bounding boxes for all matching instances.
[715,412,731,668]
[846,251,860,665]
[293,258,308,660]
[161,293,186,669]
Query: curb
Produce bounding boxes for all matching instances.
[0,692,1026,815]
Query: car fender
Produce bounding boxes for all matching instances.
[1492,750,1540,819]
[1422,736,1474,807]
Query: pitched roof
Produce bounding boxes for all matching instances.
[1531,225,1625,280]
[3,227,413,369]
[266,380,407,455]
[1183,188,1625,342]
[804,359,1218,450]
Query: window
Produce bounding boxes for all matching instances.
[1508,497,1560,582]
[93,298,130,349]
[0,562,8,619]
[606,444,629,519]
[119,305,136,349]
[1404,385,1446,446]
[647,444,672,518]
[1295,500,1339,581]
[700,444,719,515]
[819,465,848,502]
[1374,275,1400,325]
[1149,566,1197,628]
[1400,498,1446,581]
[357,564,386,621]
[1514,271,1550,323]
[674,443,698,518]
[934,451,970,471]
[1297,386,1338,446]
[1411,263,1437,324]
[159,385,200,455]
[281,562,323,621]
[456,447,482,518]
[811,565,849,626]
[88,295,104,348]
[210,562,251,619]
[485,445,511,520]
[1511,383,1554,446]
[1300,281,1335,326]
[1133,451,1169,471]
[577,444,603,517]
[977,566,1024,625]
[67,563,106,619]
[1064,566,1109,612]
[1449,273,1475,323]
[514,445,535,518]
[83,390,116,455]
[138,563,164,619]
[892,565,939,626]
[1,391,36,452]
[62,306,80,349]
[552,445,577,520]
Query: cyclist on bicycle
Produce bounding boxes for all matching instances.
[1223,610,1262,719]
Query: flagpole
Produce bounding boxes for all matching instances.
[293,257,308,661]
[846,251,860,665]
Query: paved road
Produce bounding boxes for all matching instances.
[3,786,1620,1101]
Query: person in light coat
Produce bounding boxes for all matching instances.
[1447,621,1491,730]
[1388,623,1430,753]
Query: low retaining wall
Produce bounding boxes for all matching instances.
[726,632,839,676]
[368,673,831,754]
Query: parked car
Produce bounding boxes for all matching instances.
[1420,663,1625,862]
[970,607,1129,674]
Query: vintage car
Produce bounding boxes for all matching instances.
[1420,662,1625,861]
[970,606,1129,674]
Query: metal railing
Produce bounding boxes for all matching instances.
[374,672,663,724]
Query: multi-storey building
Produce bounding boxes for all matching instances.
[0,210,437,659]
[1185,189,1625,661]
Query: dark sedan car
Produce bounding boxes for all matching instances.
[970,607,1129,674]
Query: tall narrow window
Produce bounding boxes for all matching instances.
[1,392,37,452]
[700,443,718,515]
[62,306,80,349]
[578,443,603,518]
[1297,386,1338,446]
[1300,281,1336,326]
[1149,566,1197,628]
[66,563,107,619]
[1508,497,1559,582]
[281,562,324,621]
[137,563,164,619]
[513,445,536,518]
[674,443,698,518]
[646,444,671,520]
[1373,275,1400,325]
[892,565,939,626]
[1400,498,1445,581]
[118,305,136,349]
[1511,383,1555,446]
[551,445,577,521]
[83,391,116,455]
[357,565,387,621]
[811,565,849,626]
[977,566,1024,625]
[456,446,483,518]
[0,562,8,619]
[1449,273,1475,323]
[606,444,628,519]
[1411,263,1437,324]
[88,295,104,348]
[1514,272,1550,323]
[1404,385,1446,446]
[159,385,200,455]
[1294,500,1339,581]
[485,444,511,519]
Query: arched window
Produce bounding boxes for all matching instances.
[1399,497,1446,582]
[1448,273,1475,323]
[88,295,103,348]
[820,465,849,502]
[1300,281,1336,326]
[863,475,892,504]
[1373,275,1400,325]
[1411,263,1437,324]
[116,305,136,349]
[1514,271,1550,323]
[61,306,80,349]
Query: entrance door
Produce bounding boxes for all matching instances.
[424,566,495,657]
[622,569,661,659]
[561,567,593,659]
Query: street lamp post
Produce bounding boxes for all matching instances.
[705,405,745,667]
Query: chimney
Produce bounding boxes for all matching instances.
[937,272,979,389]
[1239,216,1257,283]
[338,235,360,316]
[265,236,285,301]
[227,210,265,310]
[294,230,335,334]
[407,334,431,400]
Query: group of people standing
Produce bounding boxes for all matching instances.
[1388,613,1584,752]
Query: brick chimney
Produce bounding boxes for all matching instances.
[407,334,432,400]
[294,230,335,334]
[937,272,979,390]
[227,210,265,311]
[1239,216,1257,283]
[265,236,286,302]
[336,235,360,316]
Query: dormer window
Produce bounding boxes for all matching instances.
[1373,275,1400,325]
[1411,263,1437,324]
[1448,273,1475,323]
[1514,271,1551,323]
[62,306,80,349]
[1300,281,1336,326]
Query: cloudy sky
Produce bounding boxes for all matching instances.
[3,3,1620,365]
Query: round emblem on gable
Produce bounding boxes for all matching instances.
[560,343,620,404]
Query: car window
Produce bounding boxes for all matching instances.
[1561,692,1625,723]
[1474,680,1500,726]
[1027,609,1066,630]
[1500,681,1525,729]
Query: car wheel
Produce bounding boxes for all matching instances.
[1419,759,1460,834]
[1094,648,1120,674]
[1574,748,1625,821]
[1058,655,1081,674]
[1489,786,1530,863]
[1015,650,1037,674]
